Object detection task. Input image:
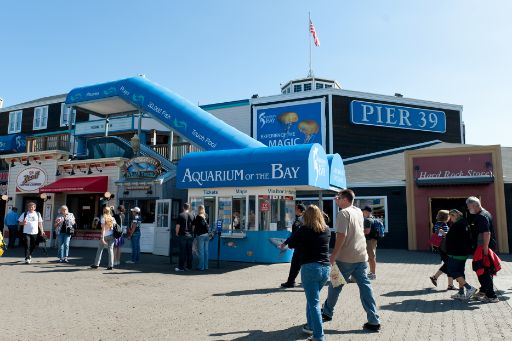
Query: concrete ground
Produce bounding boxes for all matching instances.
[1,246,511,341]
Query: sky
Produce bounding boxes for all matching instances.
[0,0,511,146]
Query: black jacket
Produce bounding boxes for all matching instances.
[445,218,472,256]
[287,226,330,266]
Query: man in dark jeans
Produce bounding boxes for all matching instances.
[467,196,498,303]
[175,203,194,272]
[280,203,306,288]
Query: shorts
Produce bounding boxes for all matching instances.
[366,239,378,260]
[447,257,466,279]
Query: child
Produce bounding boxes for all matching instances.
[429,210,456,290]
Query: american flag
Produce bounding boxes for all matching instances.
[309,19,320,47]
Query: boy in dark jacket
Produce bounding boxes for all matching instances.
[446,209,477,300]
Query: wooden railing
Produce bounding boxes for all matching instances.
[26,133,71,153]
[149,142,202,162]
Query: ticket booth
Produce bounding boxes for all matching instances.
[177,143,345,263]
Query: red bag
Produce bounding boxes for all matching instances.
[430,233,443,248]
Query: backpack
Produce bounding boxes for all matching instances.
[372,219,385,239]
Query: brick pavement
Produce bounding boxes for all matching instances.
[1,247,511,340]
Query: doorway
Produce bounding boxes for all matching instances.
[429,197,469,231]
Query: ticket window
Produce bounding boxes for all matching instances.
[258,196,295,231]
[232,196,246,230]
[247,196,256,230]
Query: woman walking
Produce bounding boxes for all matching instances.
[91,206,115,270]
[192,205,210,271]
[54,205,75,263]
[429,210,455,290]
[286,205,330,341]
[113,205,126,266]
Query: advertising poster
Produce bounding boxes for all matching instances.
[253,99,325,148]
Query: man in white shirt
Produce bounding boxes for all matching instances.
[18,202,43,264]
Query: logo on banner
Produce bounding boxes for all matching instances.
[124,156,162,179]
[16,167,47,192]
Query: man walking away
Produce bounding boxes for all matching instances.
[466,196,499,303]
[5,207,19,249]
[175,203,194,272]
[362,206,378,280]
[18,202,44,264]
[322,189,381,332]
[280,203,306,288]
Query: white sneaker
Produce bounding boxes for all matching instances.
[26,258,31,264]
[175,267,184,272]
[368,272,376,280]
[465,287,477,300]
[451,292,466,300]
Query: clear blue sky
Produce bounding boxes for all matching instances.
[1,0,511,145]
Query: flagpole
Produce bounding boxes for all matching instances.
[308,12,313,77]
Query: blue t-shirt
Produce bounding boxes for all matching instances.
[433,221,449,234]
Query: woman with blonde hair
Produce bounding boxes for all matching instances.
[54,205,75,263]
[91,206,115,270]
[192,205,210,271]
[287,205,330,341]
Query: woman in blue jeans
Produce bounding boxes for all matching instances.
[192,205,210,270]
[286,205,331,341]
[54,205,75,263]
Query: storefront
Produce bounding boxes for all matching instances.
[177,143,345,263]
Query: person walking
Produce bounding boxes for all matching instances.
[280,203,306,288]
[446,209,477,300]
[54,205,75,263]
[362,206,379,280]
[175,203,194,272]
[91,206,115,270]
[113,205,126,266]
[192,205,210,271]
[322,189,381,332]
[126,207,142,264]
[4,207,19,249]
[429,210,456,290]
[466,196,499,303]
[18,202,44,264]
[286,205,330,341]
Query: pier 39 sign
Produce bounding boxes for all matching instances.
[350,100,446,133]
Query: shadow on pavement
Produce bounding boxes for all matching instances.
[210,327,362,340]
[381,288,437,297]
[380,298,480,312]
[213,287,303,297]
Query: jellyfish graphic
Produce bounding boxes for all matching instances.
[298,120,320,143]
[278,112,299,133]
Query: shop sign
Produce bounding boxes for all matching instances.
[253,99,325,147]
[417,170,493,179]
[124,156,162,179]
[260,200,270,212]
[0,134,26,153]
[350,100,446,133]
[74,116,133,135]
[16,167,47,192]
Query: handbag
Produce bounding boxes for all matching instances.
[430,233,443,248]
[330,263,346,288]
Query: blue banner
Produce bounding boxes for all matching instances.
[255,101,324,147]
[177,144,330,189]
[350,100,446,133]
[327,154,346,189]
[0,134,26,153]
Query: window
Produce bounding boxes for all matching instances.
[60,104,76,127]
[33,106,48,130]
[353,196,388,232]
[8,110,22,134]
[258,195,295,231]
[293,84,302,92]
[316,83,324,89]
[324,84,333,88]
[303,83,312,91]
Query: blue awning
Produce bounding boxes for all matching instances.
[176,143,331,190]
[0,134,26,154]
[327,154,346,189]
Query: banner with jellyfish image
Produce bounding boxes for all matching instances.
[253,100,325,148]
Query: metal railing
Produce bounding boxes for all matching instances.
[26,133,70,153]
[149,142,202,162]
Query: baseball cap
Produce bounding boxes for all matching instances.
[131,207,141,213]
[362,206,373,213]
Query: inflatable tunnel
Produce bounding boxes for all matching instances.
[65,76,266,151]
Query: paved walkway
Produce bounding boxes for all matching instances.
[1,247,511,340]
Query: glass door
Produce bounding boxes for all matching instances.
[153,199,172,256]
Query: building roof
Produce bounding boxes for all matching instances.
[0,94,67,113]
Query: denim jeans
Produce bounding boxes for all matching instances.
[58,233,72,259]
[301,262,330,341]
[94,235,115,268]
[131,232,141,263]
[196,234,209,270]
[323,261,380,325]
[7,226,18,248]
[178,235,194,270]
